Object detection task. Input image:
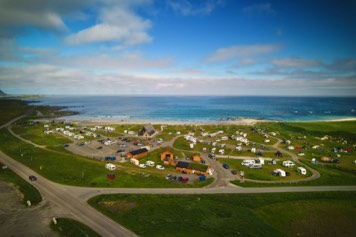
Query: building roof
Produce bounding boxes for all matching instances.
[176,161,190,169]
[139,124,155,135]
[129,148,148,156]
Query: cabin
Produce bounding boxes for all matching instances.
[127,148,148,159]
[138,124,156,137]
[160,150,174,165]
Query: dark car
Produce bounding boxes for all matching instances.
[96,146,103,150]
[29,175,37,181]
[62,144,69,148]
[177,176,183,182]
[223,163,230,169]
[285,171,291,176]
[231,170,237,175]
[332,159,340,163]
[182,177,189,183]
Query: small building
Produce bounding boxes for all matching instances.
[175,161,213,176]
[127,148,148,159]
[193,154,201,162]
[138,124,156,137]
[160,150,174,165]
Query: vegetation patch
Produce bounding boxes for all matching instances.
[0,162,42,205]
[50,218,101,237]
[89,192,356,237]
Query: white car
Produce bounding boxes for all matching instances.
[138,164,146,169]
[156,165,165,170]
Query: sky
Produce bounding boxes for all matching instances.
[0,0,355,96]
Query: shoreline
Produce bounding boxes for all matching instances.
[49,116,356,126]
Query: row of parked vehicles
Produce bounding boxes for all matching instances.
[165,174,189,183]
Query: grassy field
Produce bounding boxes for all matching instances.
[88,192,356,237]
[50,218,101,237]
[0,129,211,188]
[0,162,42,205]
[220,158,312,181]
[0,98,28,124]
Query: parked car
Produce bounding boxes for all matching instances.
[231,170,237,175]
[165,174,172,180]
[223,163,230,169]
[156,165,165,170]
[181,177,189,183]
[96,146,103,150]
[29,175,37,181]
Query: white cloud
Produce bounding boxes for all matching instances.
[243,3,276,15]
[2,64,355,96]
[168,0,224,16]
[206,44,279,62]
[272,58,320,67]
[65,2,152,46]
[0,0,92,31]
[69,51,172,69]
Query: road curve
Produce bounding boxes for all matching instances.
[1,115,356,237]
[0,150,137,237]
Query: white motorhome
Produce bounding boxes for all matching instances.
[241,159,255,166]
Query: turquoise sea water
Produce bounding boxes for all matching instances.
[28,96,356,122]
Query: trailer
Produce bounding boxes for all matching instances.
[297,167,307,175]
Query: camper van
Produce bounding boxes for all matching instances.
[283,160,295,167]
[297,167,307,175]
[130,158,139,166]
[241,159,255,167]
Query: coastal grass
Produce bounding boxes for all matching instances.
[50,218,101,237]
[0,162,42,205]
[234,159,356,187]
[220,158,312,182]
[12,123,72,147]
[0,129,211,188]
[0,98,28,125]
[88,192,356,237]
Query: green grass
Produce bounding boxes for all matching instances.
[12,123,72,147]
[221,158,312,181]
[0,162,42,205]
[50,218,101,237]
[0,129,211,188]
[0,98,28,124]
[88,192,356,237]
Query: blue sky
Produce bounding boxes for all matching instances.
[0,0,355,96]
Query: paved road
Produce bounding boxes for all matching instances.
[1,115,356,237]
[0,150,137,237]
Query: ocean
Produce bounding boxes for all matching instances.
[27,96,356,122]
